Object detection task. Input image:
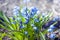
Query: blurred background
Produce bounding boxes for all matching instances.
[0,0,60,17]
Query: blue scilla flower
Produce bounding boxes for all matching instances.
[13,10,19,15]
[13,6,20,13]
[59,17,60,21]
[49,33,56,39]
[42,20,55,29]
[20,21,24,28]
[25,19,29,24]
[30,7,38,17]
[20,21,22,24]
[47,28,53,32]
[14,6,20,10]
[21,13,26,18]
[33,26,37,30]
[21,7,30,18]
[34,18,39,22]
[30,12,35,17]
[15,17,21,21]
[31,7,38,13]
[24,31,28,35]
[31,24,35,27]
[20,25,22,28]
[25,13,30,19]
[21,7,28,14]
[13,6,20,16]
[33,27,38,33]
[53,16,59,22]
[36,10,40,15]
[49,25,55,29]
[42,13,47,17]
[20,25,25,29]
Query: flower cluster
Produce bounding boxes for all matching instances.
[47,25,55,32]
[12,6,41,34]
[13,6,20,16]
[0,6,54,40]
[13,6,39,23]
[47,16,60,33]
[0,2,60,40]
[49,33,56,39]
[12,6,54,33]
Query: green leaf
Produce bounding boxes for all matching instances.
[0,20,14,30]
[0,38,2,40]
[3,13,10,23]
[13,32,23,40]
[40,32,46,40]
[0,11,4,18]
[21,17,26,23]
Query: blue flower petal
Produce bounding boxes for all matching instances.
[30,7,38,17]
[47,29,53,32]
[33,27,37,30]
[49,25,55,29]
[24,31,28,35]
[49,33,56,39]
[25,19,29,24]
[14,6,20,10]
[34,18,39,22]
[31,7,38,13]
[53,16,59,21]
[31,24,35,27]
